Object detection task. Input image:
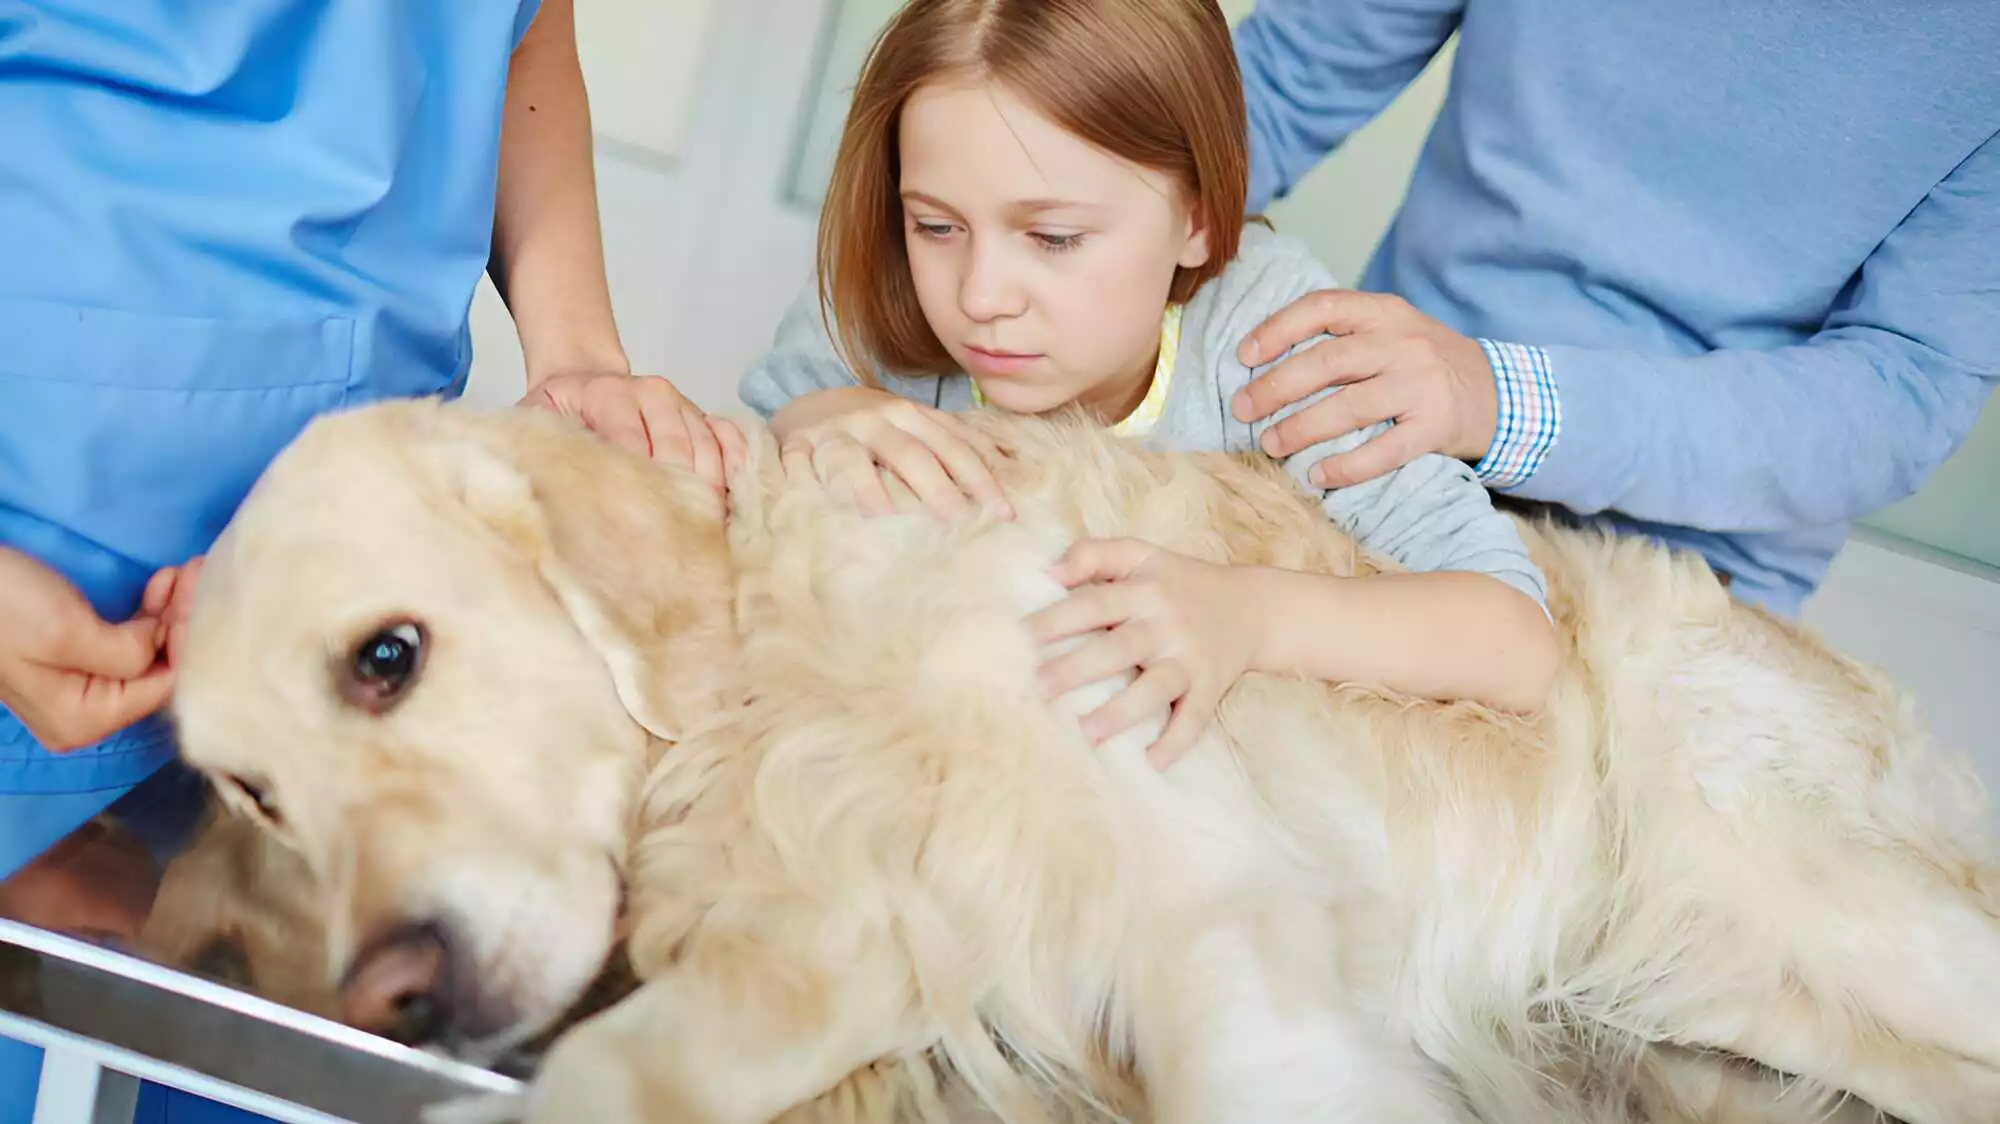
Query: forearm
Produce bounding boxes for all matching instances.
[1496,130,1999,532]
[1503,333,1994,532]
[1243,565,1557,714]
[489,0,627,387]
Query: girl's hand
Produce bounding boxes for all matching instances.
[773,388,1012,520]
[1027,539,1263,770]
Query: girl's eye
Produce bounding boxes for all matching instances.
[913,221,956,241]
[1032,231,1086,253]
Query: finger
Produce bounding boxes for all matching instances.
[167,556,204,628]
[1310,417,1441,489]
[1037,619,1155,699]
[165,617,189,671]
[1046,538,1152,589]
[140,567,179,619]
[1233,331,1399,427]
[66,664,176,746]
[680,405,726,488]
[907,414,1012,517]
[1081,666,1187,746]
[1258,368,1406,459]
[1027,580,1150,647]
[1147,689,1217,771]
[45,614,166,682]
[632,379,700,468]
[583,386,653,458]
[780,440,821,488]
[711,417,749,482]
[866,427,973,519]
[1236,289,1397,369]
[815,437,899,517]
[931,411,1010,467]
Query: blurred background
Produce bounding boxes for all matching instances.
[464,0,1999,800]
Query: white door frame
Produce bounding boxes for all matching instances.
[643,0,843,411]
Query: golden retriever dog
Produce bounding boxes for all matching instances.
[129,806,1884,1124]
[129,800,1877,1124]
[166,398,2000,1124]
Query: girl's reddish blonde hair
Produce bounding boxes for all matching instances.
[818,0,1249,382]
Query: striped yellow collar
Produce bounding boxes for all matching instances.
[971,303,1183,438]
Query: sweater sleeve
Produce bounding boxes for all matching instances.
[1204,233,1549,609]
[735,278,865,420]
[1502,129,2000,533]
[1233,0,1465,212]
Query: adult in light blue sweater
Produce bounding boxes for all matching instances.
[1228,0,1999,616]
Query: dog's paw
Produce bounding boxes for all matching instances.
[517,1023,657,1124]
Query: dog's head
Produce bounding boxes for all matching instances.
[172,399,735,1056]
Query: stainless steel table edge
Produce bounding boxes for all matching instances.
[1,919,523,1124]
[0,1010,350,1124]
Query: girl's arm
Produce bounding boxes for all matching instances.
[1031,537,1554,773]
[1246,406,1562,713]
[1239,565,1557,715]
[1201,231,1559,709]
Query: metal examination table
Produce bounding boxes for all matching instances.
[0,918,518,1124]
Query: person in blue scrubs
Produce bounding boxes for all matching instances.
[0,1,730,1120]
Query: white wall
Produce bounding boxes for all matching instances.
[462,0,717,412]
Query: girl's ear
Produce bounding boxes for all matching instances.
[1177,205,1213,271]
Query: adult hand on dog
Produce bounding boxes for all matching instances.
[0,547,174,752]
[524,371,742,496]
[1232,290,1499,487]
[1028,539,1260,770]
[773,387,1013,521]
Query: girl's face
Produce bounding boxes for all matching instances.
[897,77,1210,422]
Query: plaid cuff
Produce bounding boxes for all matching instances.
[1472,339,1561,489]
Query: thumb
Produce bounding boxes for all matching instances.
[1049,538,1148,588]
[47,614,166,682]
[63,663,177,748]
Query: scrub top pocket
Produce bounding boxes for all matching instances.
[0,300,355,621]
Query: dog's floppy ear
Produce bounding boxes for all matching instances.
[411,410,736,742]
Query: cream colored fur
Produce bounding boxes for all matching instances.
[170,399,2000,1123]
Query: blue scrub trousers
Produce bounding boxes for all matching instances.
[1,765,273,1124]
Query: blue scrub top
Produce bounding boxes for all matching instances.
[0,1,542,795]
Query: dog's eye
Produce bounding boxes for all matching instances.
[224,774,282,826]
[341,622,425,713]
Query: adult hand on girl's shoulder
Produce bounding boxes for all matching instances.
[1230,290,1500,488]
[523,371,739,495]
[1027,539,1264,770]
[774,388,1013,521]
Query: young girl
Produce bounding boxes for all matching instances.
[739,0,1559,766]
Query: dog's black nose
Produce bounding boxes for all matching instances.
[339,921,454,1046]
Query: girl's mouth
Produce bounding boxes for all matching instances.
[965,345,1042,375]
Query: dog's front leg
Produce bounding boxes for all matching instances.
[1128,903,1470,1124]
[522,928,927,1124]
